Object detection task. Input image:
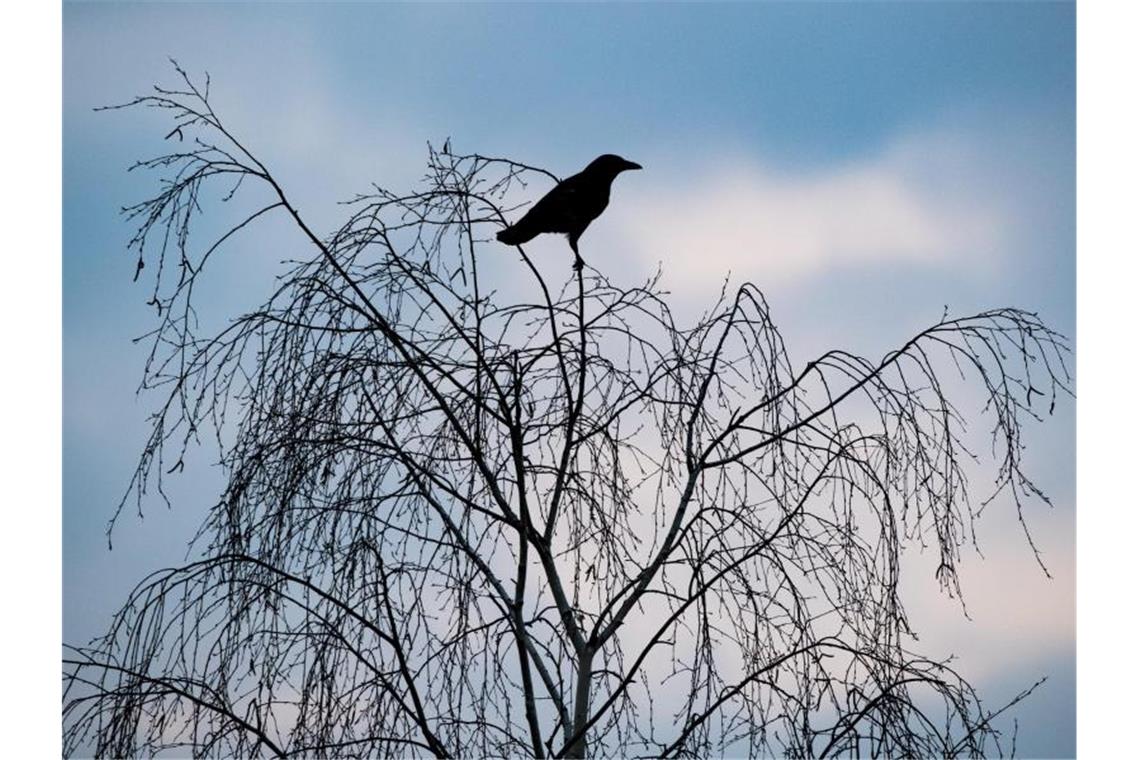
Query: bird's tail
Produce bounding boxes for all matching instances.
[497,220,537,246]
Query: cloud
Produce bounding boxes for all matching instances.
[898,498,1074,681]
[603,129,1018,296]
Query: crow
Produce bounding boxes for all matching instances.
[496,154,642,269]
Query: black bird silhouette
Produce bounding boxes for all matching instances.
[497,154,642,269]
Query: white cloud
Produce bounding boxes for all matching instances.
[603,131,1016,296]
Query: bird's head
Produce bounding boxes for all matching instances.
[587,154,643,177]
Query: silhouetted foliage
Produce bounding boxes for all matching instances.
[64,65,1071,758]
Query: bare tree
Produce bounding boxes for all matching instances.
[64,66,1071,759]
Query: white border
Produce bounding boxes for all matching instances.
[1077,1,1140,757]
[1,0,63,754]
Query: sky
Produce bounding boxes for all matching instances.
[63,2,1075,756]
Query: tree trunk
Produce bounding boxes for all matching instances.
[566,649,595,758]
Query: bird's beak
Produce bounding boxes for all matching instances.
[623,160,642,171]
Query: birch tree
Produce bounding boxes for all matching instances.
[64,66,1071,759]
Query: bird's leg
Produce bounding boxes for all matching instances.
[569,236,584,271]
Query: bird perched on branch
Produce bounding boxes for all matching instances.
[497,154,642,270]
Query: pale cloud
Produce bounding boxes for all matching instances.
[899,499,1074,680]
[602,130,1017,296]
[66,6,429,235]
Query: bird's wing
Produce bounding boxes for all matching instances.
[520,175,594,233]
[504,169,608,242]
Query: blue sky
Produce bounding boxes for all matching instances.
[63,2,1075,756]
